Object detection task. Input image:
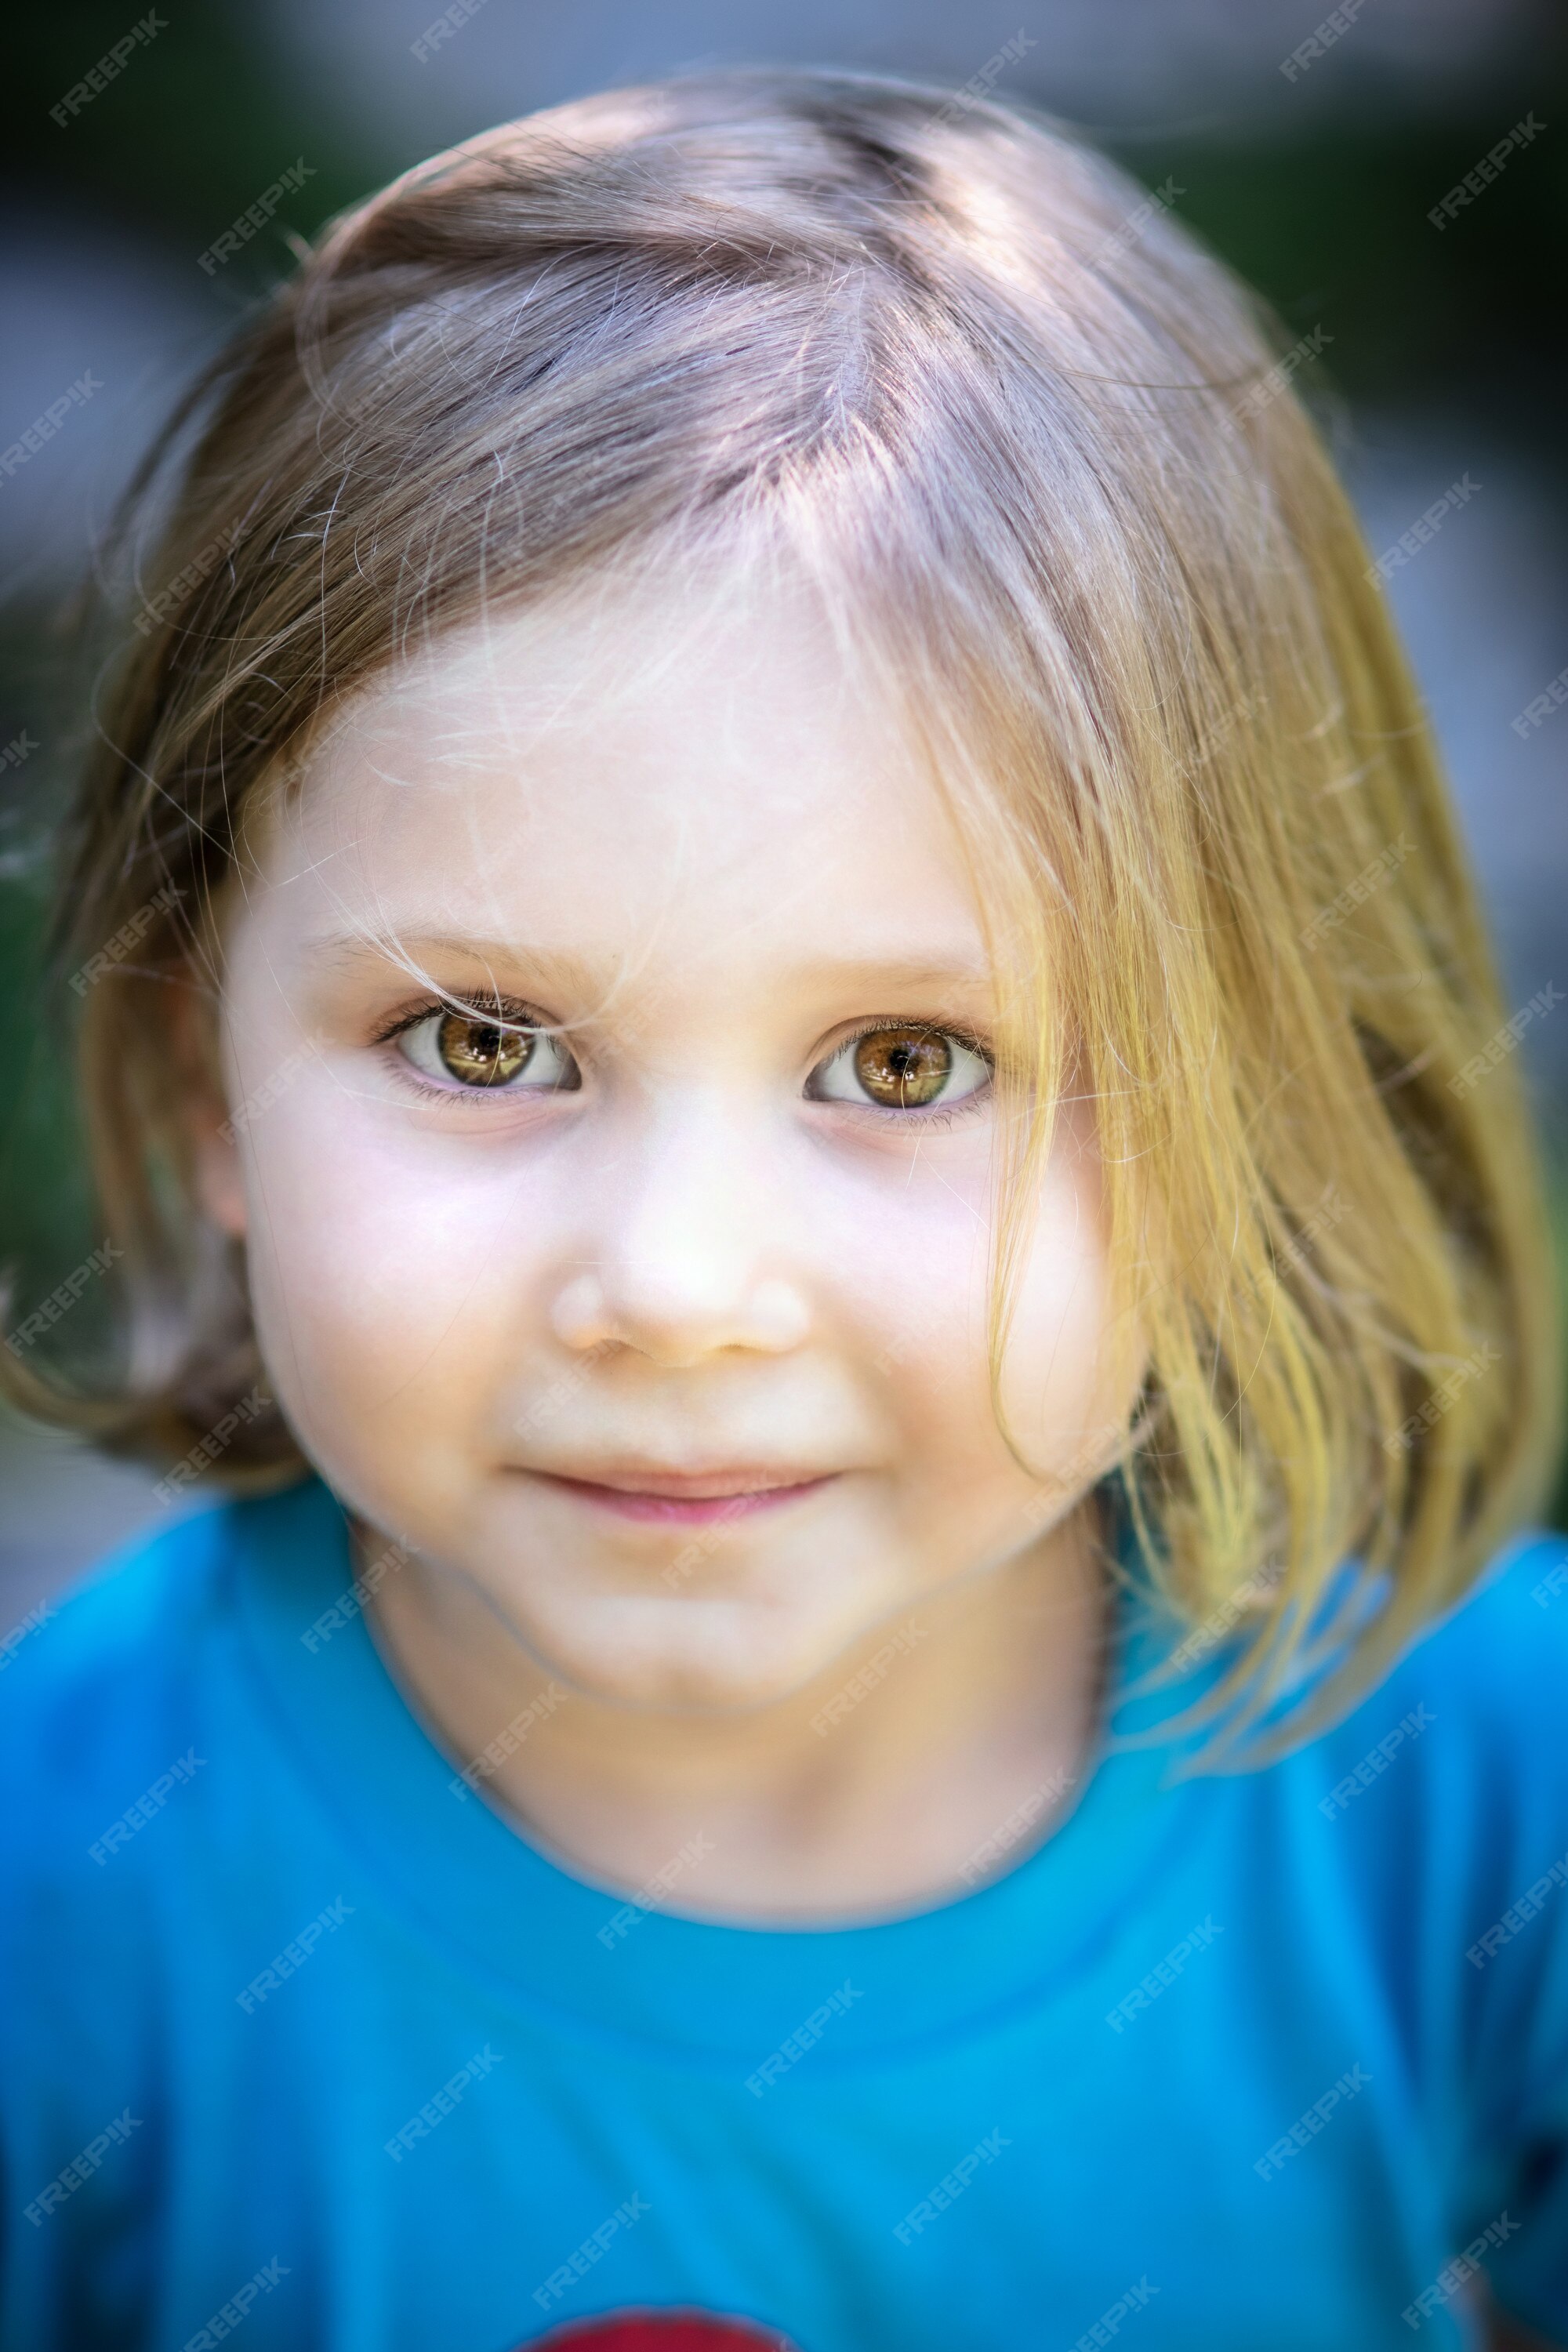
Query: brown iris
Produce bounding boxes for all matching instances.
[434,1008,535,1087]
[852,1026,952,1107]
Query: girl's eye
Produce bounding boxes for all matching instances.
[395,1007,577,1092]
[808,1025,992,1112]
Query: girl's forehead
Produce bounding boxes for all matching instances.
[252,578,993,991]
[303,567,869,821]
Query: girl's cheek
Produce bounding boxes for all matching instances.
[808,1161,989,1400]
[241,1091,520,1406]
[1000,1200,1142,1482]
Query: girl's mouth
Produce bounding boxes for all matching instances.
[526,1468,839,1524]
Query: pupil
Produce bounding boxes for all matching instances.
[437,1011,534,1087]
[853,1027,950,1106]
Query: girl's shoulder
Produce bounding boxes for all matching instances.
[1388,1525,1568,1727]
[1129,1524,1568,1828]
[0,1479,336,1860]
[2,1485,293,1711]
[1268,1526,1568,1871]
[2,1498,230,1729]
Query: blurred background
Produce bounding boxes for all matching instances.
[2,0,1566,1622]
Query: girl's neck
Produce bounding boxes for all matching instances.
[362,1501,1111,1922]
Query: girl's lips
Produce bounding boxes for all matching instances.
[528,1471,838,1524]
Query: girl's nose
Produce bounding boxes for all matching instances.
[548,1101,811,1368]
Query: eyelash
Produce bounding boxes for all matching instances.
[371,998,996,1122]
[821,1017,996,1127]
[372,993,557,1111]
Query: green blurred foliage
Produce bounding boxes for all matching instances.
[13,1,384,256]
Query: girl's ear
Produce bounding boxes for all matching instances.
[167,978,248,1240]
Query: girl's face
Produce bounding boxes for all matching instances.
[203,562,1145,1710]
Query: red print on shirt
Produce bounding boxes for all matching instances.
[531,2314,799,2350]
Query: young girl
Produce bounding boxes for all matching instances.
[2,68,1565,2352]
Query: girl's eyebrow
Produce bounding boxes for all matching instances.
[303,933,603,993]
[303,933,996,999]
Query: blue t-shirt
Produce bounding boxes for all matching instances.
[2,1478,1567,2352]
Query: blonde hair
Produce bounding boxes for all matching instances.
[9,69,1559,1744]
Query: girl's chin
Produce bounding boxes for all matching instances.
[513,1603,891,1717]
